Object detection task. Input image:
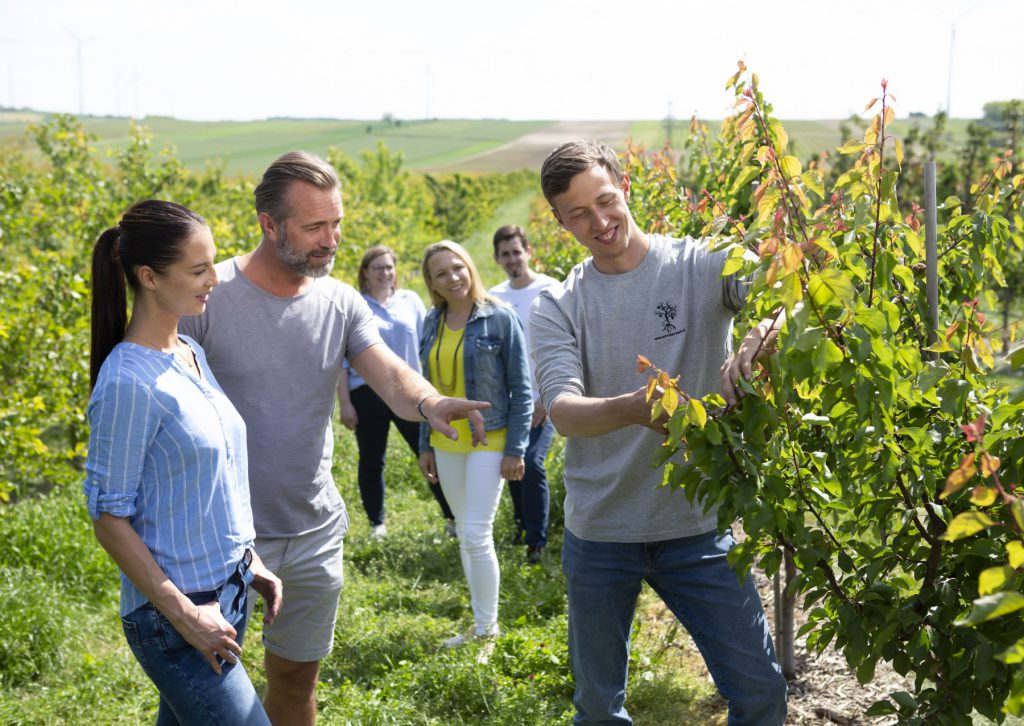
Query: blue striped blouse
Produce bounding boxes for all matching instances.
[83,336,255,616]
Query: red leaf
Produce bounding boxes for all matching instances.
[961,414,987,443]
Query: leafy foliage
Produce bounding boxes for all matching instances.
[616,64,1024,723]
[0,117,532,503]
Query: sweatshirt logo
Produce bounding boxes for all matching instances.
[654,301,685,340]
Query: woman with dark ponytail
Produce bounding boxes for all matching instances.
[85,199,282,725]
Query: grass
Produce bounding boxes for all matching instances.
[0,425,724,724]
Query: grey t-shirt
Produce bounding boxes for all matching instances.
[530,234,746,543]
[179,259,382,538]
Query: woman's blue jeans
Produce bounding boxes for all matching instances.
[562,529,787,725]
[120,552,270,726]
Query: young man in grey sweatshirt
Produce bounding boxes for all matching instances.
[531,139,787,725]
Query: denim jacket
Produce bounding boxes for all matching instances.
[419,300,533,457]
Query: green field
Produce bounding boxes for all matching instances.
[0,110,979,178]
[0,113,552,176]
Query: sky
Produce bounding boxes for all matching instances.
[0,0,1020,123]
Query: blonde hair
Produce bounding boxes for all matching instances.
[421,240,494,309]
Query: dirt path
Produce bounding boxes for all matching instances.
[426,120,634,173]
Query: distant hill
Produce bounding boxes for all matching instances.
[0,110,972,177]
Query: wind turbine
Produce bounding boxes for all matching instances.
[64,27,100,116]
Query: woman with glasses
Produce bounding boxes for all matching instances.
[338,245,456,538]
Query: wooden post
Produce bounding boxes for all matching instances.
[778,550,797,679]
[925,161,939,358]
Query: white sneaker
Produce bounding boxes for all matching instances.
[442,623,499,649]
[370,524,387,540]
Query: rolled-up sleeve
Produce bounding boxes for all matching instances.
[529,290,585,415]
[83,375,159,520]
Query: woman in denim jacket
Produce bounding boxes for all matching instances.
[417,240,532,658]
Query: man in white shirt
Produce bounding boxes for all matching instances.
[488,224,560,563]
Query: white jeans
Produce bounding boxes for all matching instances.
[434,450,504,632]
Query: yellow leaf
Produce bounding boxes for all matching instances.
[894,138,905,167]
[780,155,802,179]
[773,123,789,154]
[942,452,977,498]
[864,97,878,112]
[883,106,895,126]
[782,244,804,274]
[941,511,996,541]
[651,399,664,424]
[837,139,867,155]
[658,371,671,389]
[971,484,998,506]
[981,453,1001,478]
[1007,541,1024,568]
[646,376,658,402]
[979,565,1015,595]
[662,387,680,417]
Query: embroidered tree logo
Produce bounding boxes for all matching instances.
[656,301,678,333]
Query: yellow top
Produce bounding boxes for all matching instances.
[428,320,506,454]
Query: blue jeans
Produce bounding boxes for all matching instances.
[507,419,554,548]
[562,529,787,725]
[121,552,270,726]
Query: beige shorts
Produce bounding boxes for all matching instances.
[249,511,347,662]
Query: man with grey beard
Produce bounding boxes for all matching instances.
[179,151,489,725]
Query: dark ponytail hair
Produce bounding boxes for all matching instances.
[90,200,206,389]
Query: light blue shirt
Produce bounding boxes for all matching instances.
[83,337,255,616]
[347,289,426,389]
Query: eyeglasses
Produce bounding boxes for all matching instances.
[369,264,395,273]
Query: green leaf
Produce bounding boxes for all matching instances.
[854,307,887,335]
[918,362,948,393]
[778,272,802,312]
[956,591,1024,626]
[856,657,877,684]
[800,171,824,199]
[813,338,843,370]
[941,511,996,541]
[729,166,761,195]
[721,246,747,277]
[1008,341,1024,369]
[865,701,897,717]
[998,636,1024,665]
[685,398,707,428]
[807,269,855,309]
[892,691,918,710]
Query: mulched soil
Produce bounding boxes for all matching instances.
[642,565,912,725]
